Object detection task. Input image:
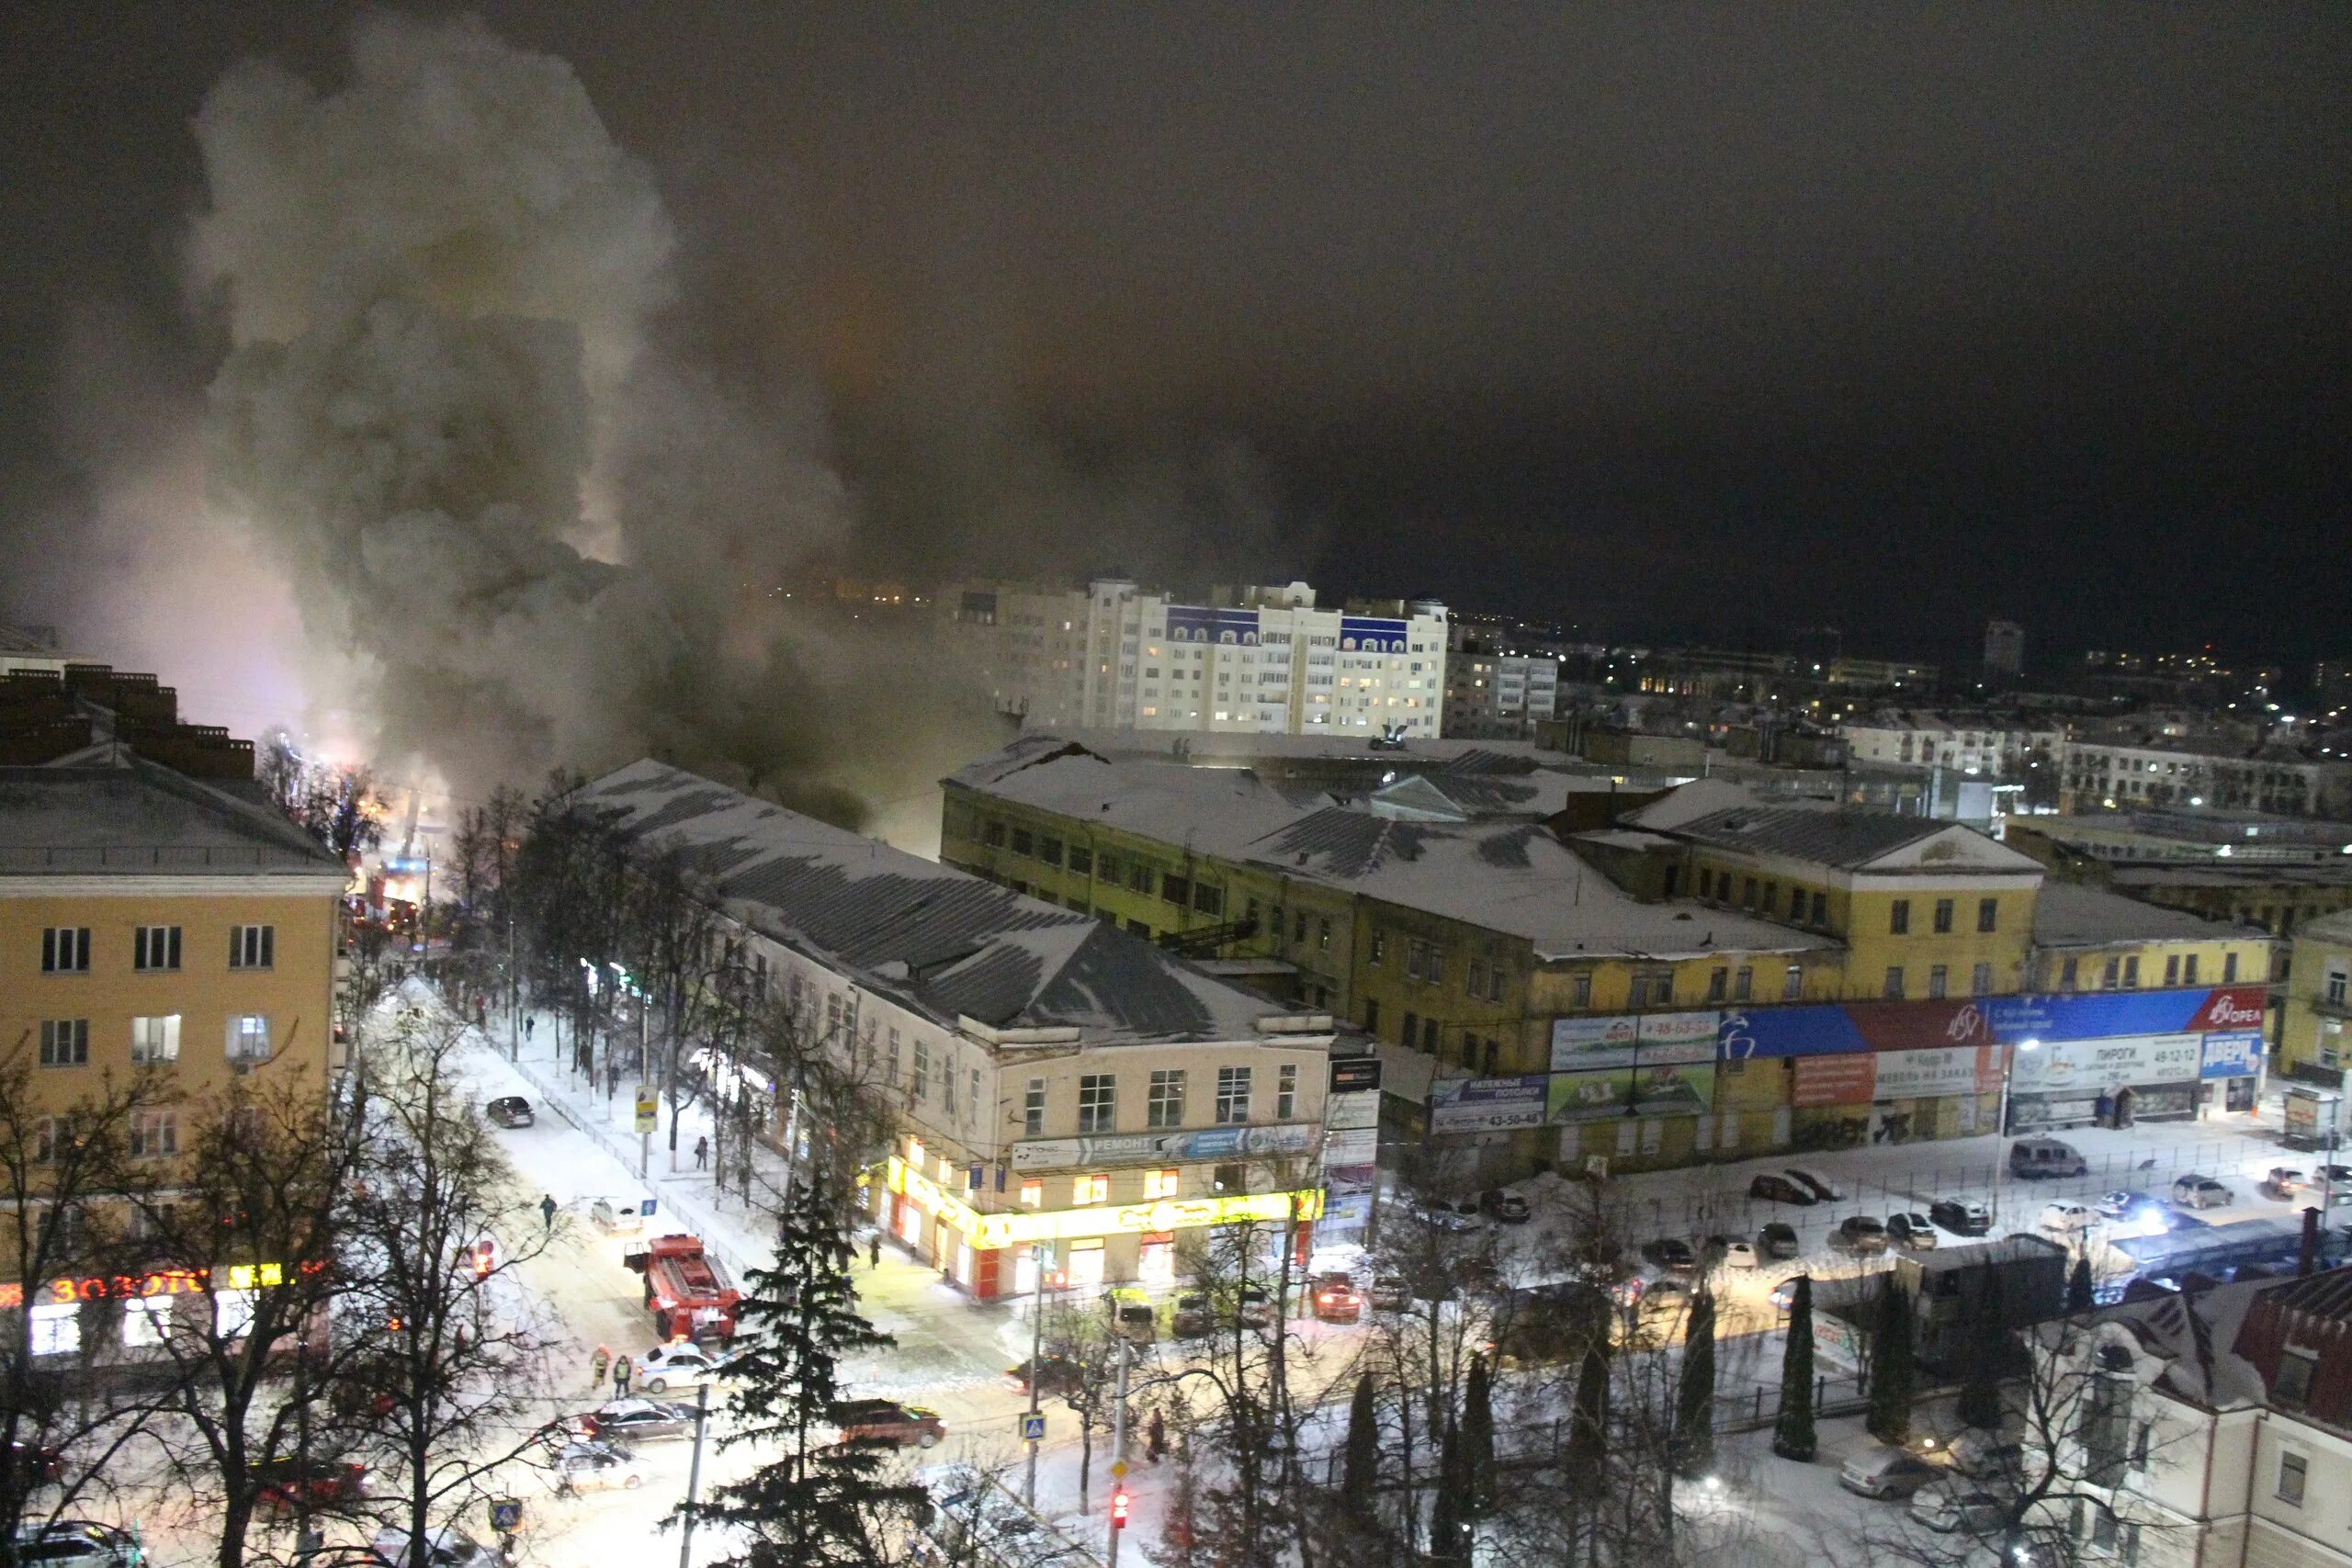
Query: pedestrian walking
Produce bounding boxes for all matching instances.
[539,1193,558,1233]
[525,1015,535,1042]
[869,1234,883,1270]
[695,1135,709,1170]
[613,1355,632,1397]
[590,1345,611,1390]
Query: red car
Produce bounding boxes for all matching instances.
[252,1457,368,1509]
[833,1399,945,1449]
[1309,1273,1363,1324]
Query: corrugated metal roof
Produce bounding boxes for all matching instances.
[583,760,1287,1043]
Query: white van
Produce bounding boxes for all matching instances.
[2009,1138,2087,1179]
[591,1196,656,1235]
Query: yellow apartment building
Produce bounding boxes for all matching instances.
[2280,910,2352,1095]
[1,760,347,1354]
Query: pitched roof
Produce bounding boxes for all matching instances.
[582,760,1313,1044]
[2030,882,2264,946]
[0,758,346,878]
[1630,782,2043,874]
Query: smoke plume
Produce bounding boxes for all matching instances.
[192,12,967,822]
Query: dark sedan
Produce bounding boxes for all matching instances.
[1749,1174,1817,1206]
[578,1398,699,1444]
[1929,1198,1993,1235]
[486,1096,534,1128]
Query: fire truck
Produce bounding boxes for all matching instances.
[630,1234,741,1342]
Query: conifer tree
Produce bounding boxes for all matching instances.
[686,1169,924,1568]
[1340,1370,1379,1509]
[1463,1353,1498,1514]
[1566,1341,1609,1498]
[1772,1276,1816,1461]
[1865,1275,1916,1447]
[1672,1287,1716,1477]
[1427,1416,1467,1567]
[1958,1269,2009,1431]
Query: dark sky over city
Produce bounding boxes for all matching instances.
[3,3,2347,680]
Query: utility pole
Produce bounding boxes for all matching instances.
[1023,1250,1054,1507]
[506,906,519,1063]
[677,1382,710,1568]
[1106,1330,1132,1568]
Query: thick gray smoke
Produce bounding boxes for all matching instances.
[193,13,965,822]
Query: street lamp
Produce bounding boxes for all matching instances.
[1994,1038,2041,1222]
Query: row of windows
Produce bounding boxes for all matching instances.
[36,1014,271,1067]
[31,1109,180,1162]
[1060,1065,1295,1133]
[36,924,276,975]
[973,821,1226,915]
[1888,897,2000,937]
[1879,963,1995,1000]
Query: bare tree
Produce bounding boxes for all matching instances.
[0,1042,179,1542]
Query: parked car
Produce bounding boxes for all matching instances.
[1408,1200,1480,1234]
[1758,1221,1801,1260]
[834,1399,945,1449]
[368,1529,502,1568]
[636,1341,729,1393]
[2262,1168,2309,1200]
[1749,1173,1816,1206]
[1309,1272,1363,1324]
[1479,1189,1532,1224]
[1835,1215,1888,1253]
[1786,1168,1844,1201]
[1886,1213,1939,1248]
[1171,1293,1213,1337]
[1909,1487,2011,1534]
[1005,1356,1086,1396]
[12,1524,145,1568]
[1838,1446,1941,1499]
[1639,1238,1698,1275]
[485,1096,534,1128]
[1367,1273,1409,1312]
[1946,1429,2027,1481]
[577,1398,698,1444]
[1238,1287,1274,1328]
[548,1440,649,1493]
[2039,1201,2098,1235]
[2009,1137,2087,1179]
[1770,1276,1807,1313]
[1706,1235,1758,1269]
[1929,1198,1993,1235]
[251,1456,368,1509]
[2171,1174,2235,1210]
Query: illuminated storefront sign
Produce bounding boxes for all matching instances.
[1009,1122,1316,1173]
[0,1259,322,1311]
[888,1156,1321,1249]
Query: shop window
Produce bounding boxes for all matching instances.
[1020,1179,1044,1210]
[1073,1173,1109,1205]
[28,1304,78,1358]
[1144,1168,1180,1200]
[1213,1163,1245,1193]
[122,1296,172,1348]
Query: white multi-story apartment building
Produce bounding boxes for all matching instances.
[1840,709,2061,777]
[582,759,1339,1303]
[2061,737,2352,818]
[952,579,1448,739]
[1442,638,1559,739]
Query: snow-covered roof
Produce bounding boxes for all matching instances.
[2090,1275,2284,1409]
[1628,781,2043,874]
[2030,882,2264,947]
[0,759,346,877]
[582,760,1320,1047]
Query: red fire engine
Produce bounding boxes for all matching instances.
[634,1234,741,1341]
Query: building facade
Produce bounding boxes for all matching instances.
[2061,737,2352,818]
[1838,709,2060,779]
[0,760,347,1357]
[951,578,1448,739]
[583,761,1338,1302]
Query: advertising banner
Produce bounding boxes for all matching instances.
[1321,1125,1378,1168]
[2009,1034,2202,1094]
[1010,1122,1317,1171]
[1637,1011,1724,1063]
[1873,1043,2005,1100]
[1430,1076,1550,1133]
[2199,1032,2264,1080]
[1792,1053,1875,1109]
[1723,987,2267,1060]
[1549,1014,1641,1071]
[1325,1091,1381,1131]
[1982,987,2267,1043]
[1330,1057,1384,1093]
[1546,1062,1716,1122]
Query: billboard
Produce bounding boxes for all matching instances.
[1722,987,2268,1061]
[2200,1032,2263,1080]
[1792,1044,2004,1109]
[1546,1062,1715,1122]
[1550,1010,1720,1072]
[1430,1075,1550,1133]
[1010,1122,1316,1171]
[2008,1034,2201,1094]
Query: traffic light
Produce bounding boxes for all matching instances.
[1110,1488,1130,1529]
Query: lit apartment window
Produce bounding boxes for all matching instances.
[130,1015,180,1066]
[226,1015,272,1066]
[1148,1070,1186,1128]
[1144,1168,1180,1200]
[1276,1065,1298,1121]
[229,925,275,970]
[134,926,182,972]
[1890,900,1910,936]
[39,1020,89,1067]
[1078,1074,1117,1134]
[40,928,91,974]
[1216,1066,1252,1124]
[1073,1173,1109,1206]
[1020,1179,1044,1209]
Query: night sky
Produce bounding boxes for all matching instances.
[3,4,2346,680]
